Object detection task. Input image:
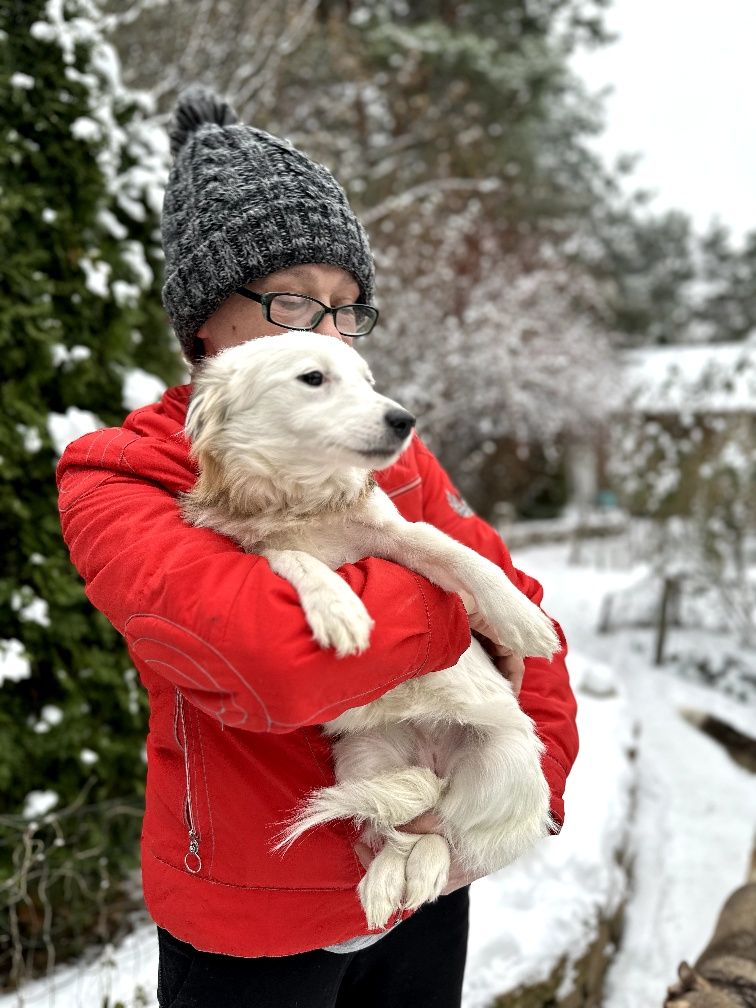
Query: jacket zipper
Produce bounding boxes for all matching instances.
[174,690,202,874]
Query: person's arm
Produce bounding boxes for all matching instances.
[57,427,471,735]
[412,436,578,830]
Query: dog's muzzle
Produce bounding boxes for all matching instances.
[384,408,416,441]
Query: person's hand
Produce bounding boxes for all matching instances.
[459,590,525,696]
[353,812,488,898]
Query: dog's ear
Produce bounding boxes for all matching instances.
[185,367,230,448]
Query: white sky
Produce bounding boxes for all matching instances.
[571,0,756,244]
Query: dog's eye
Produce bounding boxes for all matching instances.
[297,371,324,387]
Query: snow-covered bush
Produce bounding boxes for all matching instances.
[608,343,756,646]
[0,0,181,985]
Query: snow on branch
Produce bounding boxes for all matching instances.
[361,177,502,226]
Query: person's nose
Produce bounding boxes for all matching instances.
[313,311,352,345]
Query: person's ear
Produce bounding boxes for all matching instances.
[196,321,215,356]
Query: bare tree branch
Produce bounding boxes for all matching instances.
[361,177,502,226]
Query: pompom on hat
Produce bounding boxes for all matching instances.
[161,86,375,362]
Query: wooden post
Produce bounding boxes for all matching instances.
[654,576,676,666]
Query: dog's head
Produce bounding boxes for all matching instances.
[186,332,416,482]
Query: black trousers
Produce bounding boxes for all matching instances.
[157,886,470,1008]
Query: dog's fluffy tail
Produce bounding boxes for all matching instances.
[272,766,447,853]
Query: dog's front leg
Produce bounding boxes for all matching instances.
[262,549,373,657]
[354,508,558,658]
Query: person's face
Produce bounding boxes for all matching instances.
[197,263,361,357]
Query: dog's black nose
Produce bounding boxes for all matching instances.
[384,408,416,440]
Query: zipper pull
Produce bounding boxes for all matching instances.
[185,829,202,874]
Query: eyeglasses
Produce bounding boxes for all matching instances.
[234,289,379,337]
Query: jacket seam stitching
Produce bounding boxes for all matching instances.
[541,750,569,777]
[125,616,269,728]
[303,735,332,787]
[386,476,422,499]
[58,473,118,512]
[147,849,357,892]
[410,573,433,675]
[130,622,420,731]
[119,435,139,472]
[97,429,127,465]
[128,636,250,727]
[273,667,425,728]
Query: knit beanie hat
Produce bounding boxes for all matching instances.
[161,86,375,362]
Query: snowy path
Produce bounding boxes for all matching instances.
[513,543,756,1008]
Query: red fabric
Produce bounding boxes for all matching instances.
[56,384,578,956]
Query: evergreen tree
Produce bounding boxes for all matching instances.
[692,223,756,343]
[585,206,698,347]
[0,0,181,980]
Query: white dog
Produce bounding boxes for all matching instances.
[181,332,560,930]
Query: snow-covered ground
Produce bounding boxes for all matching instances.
[2,538,754,1008]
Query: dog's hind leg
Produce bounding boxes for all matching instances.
[403,832,451,911]
[358,827,451,930]
[358,831,417,930]
[436,715,551,874]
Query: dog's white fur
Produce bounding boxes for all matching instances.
[182,332,560,930]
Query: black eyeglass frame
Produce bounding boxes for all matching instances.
[234,288,379,337]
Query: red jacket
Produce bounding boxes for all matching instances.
[56,383,578,957]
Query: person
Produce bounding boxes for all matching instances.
[56,87,579,1008]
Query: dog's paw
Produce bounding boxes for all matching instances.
[504,599,560,659]
[304,588,374,657]
[403,833,451,911]
[475,577,560,659]
[358,847,407,930]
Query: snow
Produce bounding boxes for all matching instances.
[0,639,31,686]
[10,591,50,627]
[1,539,754,1008]
[464,649,635,1005]
[47,408,103,457]
[10,72,35,89]
[51,344,91,368]
[112,280,141,306]
[40,706,63,727]
[33,706,64,734]
[78,255,111,297]
[623,341,756,414]
[16,424,42,453]
[120,240,153,289]
[121,368,166,411]
[510,543,756,1008]
[96,208,127,240]
[32,0,170,242]
[602,669,756,1008]
[21,791,59,821]
[70,116,101,142]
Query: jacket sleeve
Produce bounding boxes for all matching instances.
[56,428,470,735]
[413,436,579,830]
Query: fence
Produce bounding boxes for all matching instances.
[1,786,145,993]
